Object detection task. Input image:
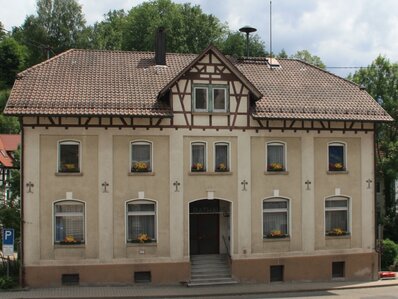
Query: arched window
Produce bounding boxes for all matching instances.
[191,142,206,172]
[263,198,289,238]
[328,142,346,171]
[214,142,230,172]
[126,200,156,243]
[58,140,80,173]
[131,141,152,172]
[266,142,286,172]
[325,196,349,236]
[54,200,85,244]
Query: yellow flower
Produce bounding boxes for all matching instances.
[218,163,227,171]
[137,233,151,243]
[270,230,282,237]
[133,161,148,171]
[192,163,203,170]
[64,235,76,243]
[269,163,283,170]
[330,228,345,235]
[334,163,343,169]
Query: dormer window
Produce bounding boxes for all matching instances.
[193,84,228,113]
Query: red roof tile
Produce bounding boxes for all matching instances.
[4,48,392,122]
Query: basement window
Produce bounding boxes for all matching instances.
[62,274,79,285]
[134,271,151,283]
[332,261,345,278]
[270,265,284,282]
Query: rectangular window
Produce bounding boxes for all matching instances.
[267,143,285,171]
[191,142,206,172]
[215,143,229,172]
[55,201,85,244]
[332,262,345,278]
[213,88,227,112]
[263,199,288,238]
[194,87,208,111]
[192,84,228,113]
[270,265,284,282]
[325,197,349,236]
[131,142,152,172]
[134,271,151,283]
[329,143,345,171]
[58,141,80,173]
[127,201,156,243]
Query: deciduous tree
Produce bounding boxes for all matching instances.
[291,49,325,69]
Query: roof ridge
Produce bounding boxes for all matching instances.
[18,49,76,78]
[61,48,199,56]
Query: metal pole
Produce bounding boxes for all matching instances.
[246,33,249,58]
[6,257,9,278]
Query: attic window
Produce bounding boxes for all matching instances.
[192,84,229,113]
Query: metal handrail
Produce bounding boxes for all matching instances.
[222,235,231,259]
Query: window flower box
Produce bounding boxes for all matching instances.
[131,161,150,172]
[265,230,288,239]
[59,235,83,245]
[326,228,348,236]
[216,163,228,172]
[128,233,154,244]
[329,163,345,171]
[191,163,205,172]
[267,163,284,172]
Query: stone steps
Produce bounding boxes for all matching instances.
[188,254,237,287]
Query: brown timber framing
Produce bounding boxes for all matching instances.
[22,116,374,132]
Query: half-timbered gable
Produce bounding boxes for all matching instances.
[4,39,393,287]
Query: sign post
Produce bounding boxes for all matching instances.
[2,228,14,279]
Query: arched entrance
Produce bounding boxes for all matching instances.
[189,199,231,255]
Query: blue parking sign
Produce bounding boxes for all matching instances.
[2,228,14,246]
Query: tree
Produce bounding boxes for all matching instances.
[13,0,87,66]
[91,10,127,50]
[277,49,288,59]
[290,50,325,69]
[0,37,27,88]
[121,0,226,53]
[218,31,267,57]
[0,21,6,40]
[349,55,398,241]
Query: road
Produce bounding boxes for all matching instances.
[179,285,398,299]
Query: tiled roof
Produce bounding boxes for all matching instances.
[0,135,20,168]
[234,59,392,121]
[4,48,392,122]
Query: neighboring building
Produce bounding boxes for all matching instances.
[0,134,21,203]
[4,33,392,287]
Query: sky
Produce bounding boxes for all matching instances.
[1,0,398,77]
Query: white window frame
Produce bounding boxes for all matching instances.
[193,86,208,112]
[57,140,81,173]
[212,87,228,112]
[190,141,207,172]
[125,199,158,243]
[192,84,229,113]
[327,141,347,171]
[265,141,287,172]
[214,142,231,172]
[130,140,153,173]
[262,197,290,238]
[53,199,86,244]
[324,196,350,236]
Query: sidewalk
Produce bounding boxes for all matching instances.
[1,278,398,299]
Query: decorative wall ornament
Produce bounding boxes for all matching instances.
[101,181,109,193]
[366,179,372,189]
[173,180,180,192]
[241,180,248,191]
[305,180,311,190]
[26,181,34,193]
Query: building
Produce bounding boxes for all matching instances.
[0,134,21,203]
[4,33,392,287]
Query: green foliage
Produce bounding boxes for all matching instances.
[277,49,288,59]
[290,50,326,69]
[0,89,20,134]
[13,0,87,66]
[0,22,6,40]
[218,31,267,57]
[0,38,27,88]
[381,239,398,270]
[91,10,127,50]
[349,56,398,241]
[0,276,16,289]
[121,0,226,53]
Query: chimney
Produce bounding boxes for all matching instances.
[155,27,166,66]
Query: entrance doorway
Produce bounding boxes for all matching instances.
[189,199,231,255]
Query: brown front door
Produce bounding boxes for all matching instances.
[190,200,220,255]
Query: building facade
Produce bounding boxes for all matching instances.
[5,42,392,287]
